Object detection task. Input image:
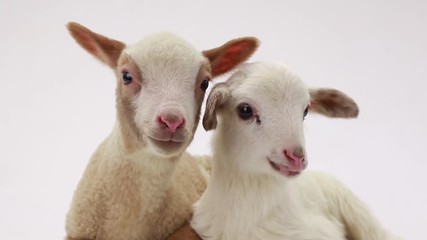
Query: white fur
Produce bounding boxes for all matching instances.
[191,62,399,240]
[127,33,207,156]
[128,33,204,135]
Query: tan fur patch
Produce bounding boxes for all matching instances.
[167,223,202,240]
[114,54,147,153]
[194,61,212,100]
[195,62,210,121]
[117,54,143,93]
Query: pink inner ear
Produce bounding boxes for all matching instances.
[309,101,317,110]
[227,44,246,55]
[212,42,251,76]
[75,31,96,51]
[74,30,104,60]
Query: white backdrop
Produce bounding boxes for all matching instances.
[0,0,426,239]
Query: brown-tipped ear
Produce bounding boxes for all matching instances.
[203,37,259,77]
[66,22,126,68]
[309,88,359,118]
[202,83,230,131]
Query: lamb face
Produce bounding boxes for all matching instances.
[118,33,209,157]
[204,63,310,177]
[203,62,359,178]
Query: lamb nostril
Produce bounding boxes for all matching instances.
[158,114,185,133]
[284,149,305,163]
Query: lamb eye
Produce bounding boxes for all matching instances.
[303,106,309,120]
[237,103,253,120]
[122,71,133,85]
[200,78,210,91]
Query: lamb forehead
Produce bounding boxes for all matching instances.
[125,32,205,70]
[230,62,309,104]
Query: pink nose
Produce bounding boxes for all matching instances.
[284,148,305,171]
[158,113,185,133]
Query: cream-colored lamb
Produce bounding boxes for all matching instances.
[191,62,400,240]
[64,22,259,240]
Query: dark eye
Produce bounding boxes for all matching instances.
[200,78,210,91]
[237,103,253,120]
[303,106,309,120]
[122,71,133,85]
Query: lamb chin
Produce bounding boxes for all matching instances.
[148,137,187,156]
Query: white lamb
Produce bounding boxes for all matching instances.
[65,22,259,240]
[191,62,400,240]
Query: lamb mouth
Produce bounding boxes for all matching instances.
[146,134,187,144]
[268,159,301,177]
[146,135,188,152]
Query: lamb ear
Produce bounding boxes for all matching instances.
[203,37,259,77]
[202,83,230,131]
[309,88,359,118]
[66,22,126,68]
